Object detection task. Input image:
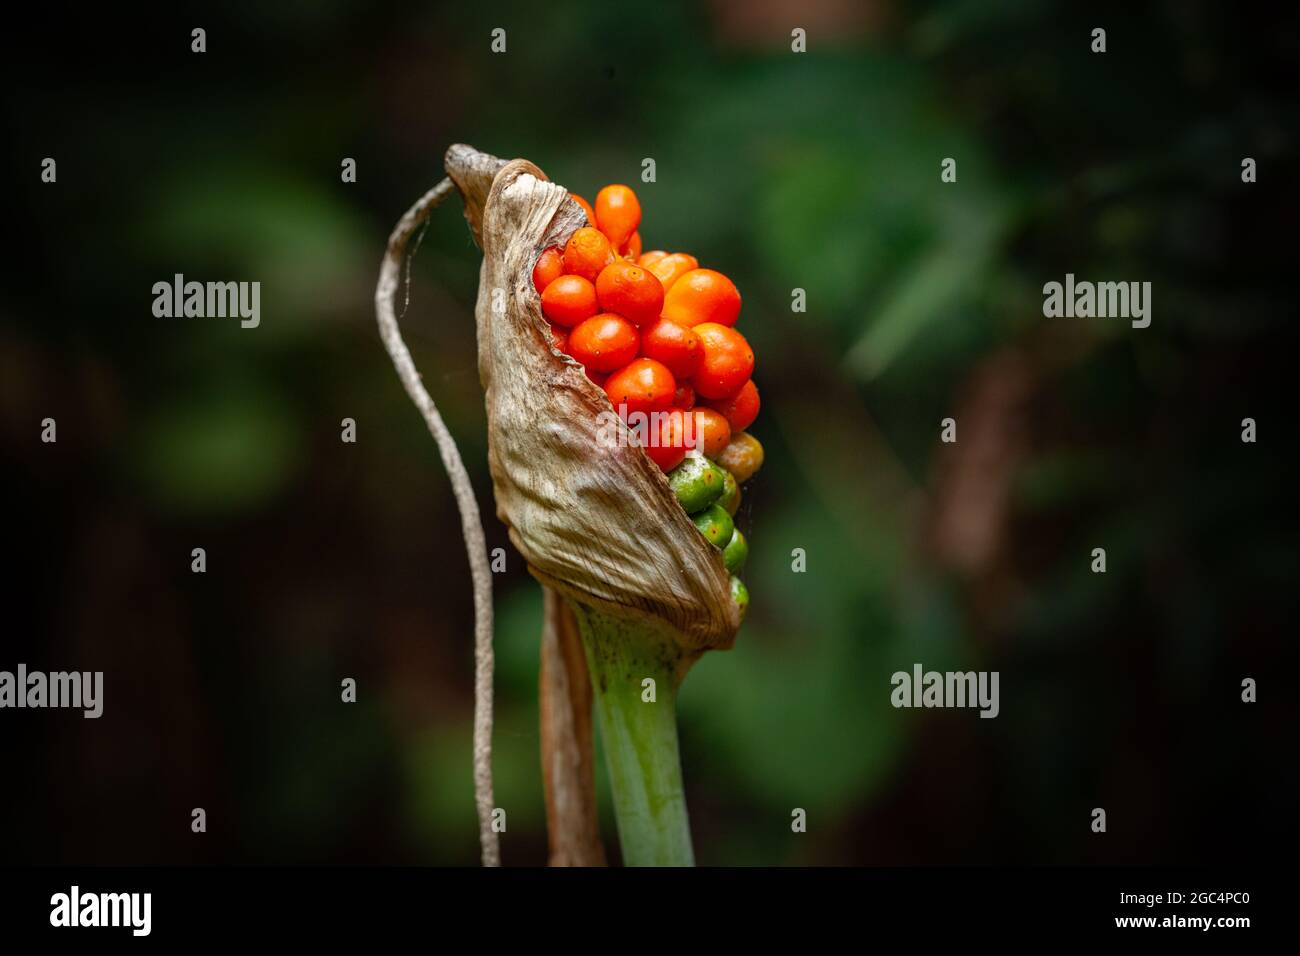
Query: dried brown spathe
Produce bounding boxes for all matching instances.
[446,145,740,654]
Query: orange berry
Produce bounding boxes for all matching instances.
[639,317,701,379]
[547,322,570,354]
[604,358,676,419]
[594,184,641,248]
[707,379,760,432]
[673,383,696,410]
[569,193,595,225]
[540,274,599,327]
[567,313,640,372]
[563,227,615,282]
[661,268,742,328]
[532,247,564,294]
[644,252,698,292]
[642,408,688,472]
[595,260,664,325]
[688,407,732,459]
[638,250,670,270]
[692,323,754,399]
[619,231,642,260]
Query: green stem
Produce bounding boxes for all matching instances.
[571,602,695,866]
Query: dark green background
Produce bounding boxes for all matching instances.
[2,0,1295,864]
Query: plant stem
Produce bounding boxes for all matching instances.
[571,602,695,866]
[375,177,499,866]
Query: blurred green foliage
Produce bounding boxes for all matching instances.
[4,0,1295,865]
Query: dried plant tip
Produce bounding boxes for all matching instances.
[448,145,741,654]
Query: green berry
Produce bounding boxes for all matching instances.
[722,527,747,573]
[716,467,740,516]
[730,575,749,619]
[667,452,725,514]
[691,503,734,549]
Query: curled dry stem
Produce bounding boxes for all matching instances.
[374,177,500,867]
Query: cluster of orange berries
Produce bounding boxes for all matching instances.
[532,184,760,473]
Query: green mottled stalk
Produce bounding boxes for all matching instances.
[570,602,694,866]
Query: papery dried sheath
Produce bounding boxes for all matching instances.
[445,145,740,652]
